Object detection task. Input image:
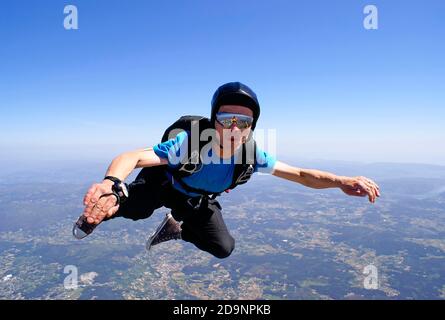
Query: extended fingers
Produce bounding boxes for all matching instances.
[84,184,111,214]
[84,187,103,214]
[356,180,370,197]
[88,197,107,224]
[356,179,375,202]
[87,195,117,224]
[83,183,99,206]
[365,178,381,197]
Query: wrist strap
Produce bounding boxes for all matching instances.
[104,176,122,184]
[100,192,120,206]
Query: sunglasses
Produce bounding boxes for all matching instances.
[215,112,254,130]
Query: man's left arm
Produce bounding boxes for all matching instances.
[271,161,380,203]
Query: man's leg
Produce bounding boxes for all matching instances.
[173,200,235,259]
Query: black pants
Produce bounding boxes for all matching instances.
[111,166,235,259]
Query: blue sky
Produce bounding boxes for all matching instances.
[1,0,444,167]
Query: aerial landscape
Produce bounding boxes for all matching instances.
[1,161,444,299]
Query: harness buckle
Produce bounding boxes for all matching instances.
[187,195,205,210]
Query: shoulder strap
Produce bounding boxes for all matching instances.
[163,116,213,178]
[227,139,257,190]
[163,116,218,196]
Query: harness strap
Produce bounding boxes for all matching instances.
[167,168,221,198]
[160,170,221,211]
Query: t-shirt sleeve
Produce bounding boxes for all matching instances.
[153,131,189,168]
[254,146,277,174]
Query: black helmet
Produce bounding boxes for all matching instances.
[211,82,260,130]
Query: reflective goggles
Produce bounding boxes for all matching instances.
[215,112,254,130]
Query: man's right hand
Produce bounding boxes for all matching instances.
[82,180,120,224]
[80,148,166,225]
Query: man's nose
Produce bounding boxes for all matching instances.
[229,122,240,131]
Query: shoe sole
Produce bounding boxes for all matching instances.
[72,216,99,239]
[146,213,173,251]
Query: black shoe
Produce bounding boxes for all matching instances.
[73,215,98,239]
[146,213,182,251]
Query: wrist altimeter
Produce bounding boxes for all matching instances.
[103,176,129,204]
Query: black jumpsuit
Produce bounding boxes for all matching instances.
[111,165,235,259]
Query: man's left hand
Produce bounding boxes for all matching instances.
[339,176,381,203]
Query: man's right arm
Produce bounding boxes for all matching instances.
[82,148,168,224]
[103,147,168,181]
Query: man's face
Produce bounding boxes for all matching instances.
[214,105,253,151]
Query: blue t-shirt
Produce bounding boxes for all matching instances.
[153,131,276,197]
